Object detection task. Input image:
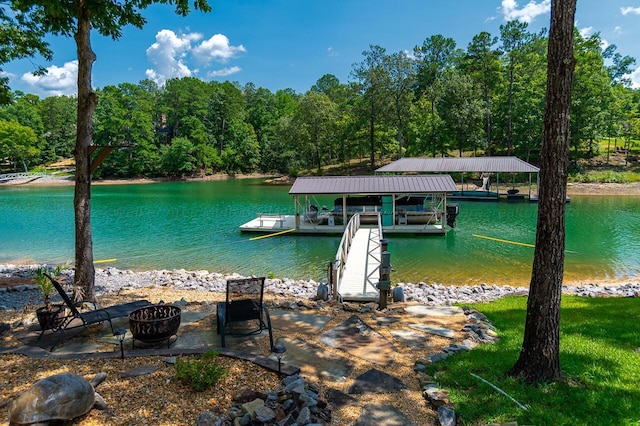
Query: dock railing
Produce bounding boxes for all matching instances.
[331,213,360,299]
[0,171,45,182]
[256,213,287,228]
[330,213,383,301]
[365,214,384,290]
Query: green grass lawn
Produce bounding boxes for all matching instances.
[426,296,640,425]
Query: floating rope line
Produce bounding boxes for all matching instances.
[249,228,297,241]
[472,234,577,253]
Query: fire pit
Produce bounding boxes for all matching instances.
[128,304,181,348]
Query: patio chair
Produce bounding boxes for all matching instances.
[38,273,152,351]
[216,277,274,351]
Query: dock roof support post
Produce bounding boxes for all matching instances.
[342,196,347,228]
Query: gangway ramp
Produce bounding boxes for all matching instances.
[332,213,383,302]
[0,172,45,183]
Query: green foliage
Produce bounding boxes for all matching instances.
[568,170,631,183]
[175,350,228,391]
[160,137,197,175]
[0,9,51,106]
[427,296,640,425]
[0,120,39,170]
[33,264,64,311]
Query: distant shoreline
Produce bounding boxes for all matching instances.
[4,174,640,195]
[1,173,279,187]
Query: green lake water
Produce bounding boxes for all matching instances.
[1,179,639,286]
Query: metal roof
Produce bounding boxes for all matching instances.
[375,156,540,173]
[289,175,458,195]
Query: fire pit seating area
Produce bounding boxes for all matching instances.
[128,304,182,348]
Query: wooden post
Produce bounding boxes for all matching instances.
[378,239,390,310]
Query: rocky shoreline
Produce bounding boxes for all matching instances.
[1,264,639,311]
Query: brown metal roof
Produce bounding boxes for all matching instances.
[289,175,458,195]
[375,156,539,173]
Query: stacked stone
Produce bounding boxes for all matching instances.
[195,374,330,426]
[413,306,500,426]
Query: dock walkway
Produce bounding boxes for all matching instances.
[338,226,381,301]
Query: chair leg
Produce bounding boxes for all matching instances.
[216,303,227,348]
[263,305,275,352]
[217,311,226,348]
[106,319,115,335]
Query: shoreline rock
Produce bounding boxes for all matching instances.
[1,264,638,311]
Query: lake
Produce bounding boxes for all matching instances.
[1,179,639,286]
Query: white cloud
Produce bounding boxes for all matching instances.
[579,26,609,51]
[501,0,551,23]
[192,34,245,64]
[614,26,623,35]
[207,66,242,78]
[145,29,245,86]
[145,29,202,85]
[579,26,593,38]
[327,47,338,57]
[626,66,640,89]
[20,61,78,96]
[621,6,640,15]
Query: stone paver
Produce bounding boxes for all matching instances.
[348,369,407,394]
[390,329,431,349]
[408,324,455,339]
[319,315,395,365]
[270,309,332,334]
[372,315,402,326]
[120,365,158,377]
[354,404,414,426]
[276,337,353,381]
[404,305,464,317]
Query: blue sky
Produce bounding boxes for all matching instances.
[4,0,640,97]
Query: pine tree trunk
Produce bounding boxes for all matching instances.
[73,8,97,303]
[508,0,576,383]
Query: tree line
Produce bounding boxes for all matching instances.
[1,21,639,177]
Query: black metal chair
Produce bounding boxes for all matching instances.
[38,273,152,351]
[216,277,274,351]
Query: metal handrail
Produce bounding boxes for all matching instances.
[0,171,46,182]
[331,213,360,299]
[255,213,287,229]
[364,213,383,290]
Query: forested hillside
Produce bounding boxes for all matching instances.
[1,22,639,178]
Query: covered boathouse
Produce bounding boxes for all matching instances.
[375,156,540,201]
[239,175,459,235]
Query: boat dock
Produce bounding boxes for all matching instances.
[240,175,460,235]
[376,156,541,202]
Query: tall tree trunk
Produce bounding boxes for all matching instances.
[73,7,97,303]
[507,67,514,155]
[485,84,492,156]
[508,0,576,383]
[369,113,375,168]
